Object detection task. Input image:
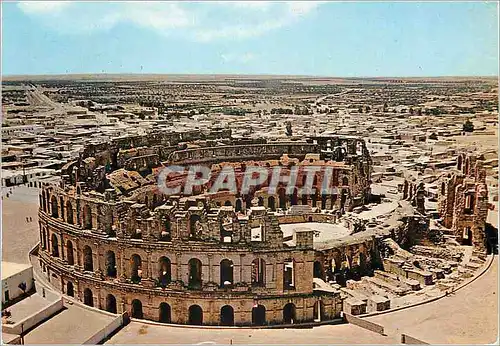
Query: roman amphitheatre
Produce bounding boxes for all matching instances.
[34,129,496,333]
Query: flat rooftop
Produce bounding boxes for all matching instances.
[1,261,32,280]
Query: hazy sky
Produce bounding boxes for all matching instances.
[2,1,498,76]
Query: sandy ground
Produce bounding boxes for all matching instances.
[106,321,397,344]
[2,186,40,264]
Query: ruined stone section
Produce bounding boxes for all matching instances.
[438,153,489,252]
[37,132,372,326]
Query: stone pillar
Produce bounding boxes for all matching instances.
[239,254,245,284]
[60,234,65,261]
[208,254,213,282]
[95,244,102,278]
[176,252,182,281]
[119,249,127,282]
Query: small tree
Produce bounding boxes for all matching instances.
[429,133,438,140]
[463,119,474,132]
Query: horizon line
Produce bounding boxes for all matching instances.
[2,72,498,80]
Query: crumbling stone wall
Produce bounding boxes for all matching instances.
[438,153,488,251]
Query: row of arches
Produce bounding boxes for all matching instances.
[76,285,299,326]
[218,188,348,213]
[42,191,94,230]
[44,234,267,288]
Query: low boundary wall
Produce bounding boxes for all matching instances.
[82,313,125,344]
[342,312,384,335]
[2,298,63,335]
[401,333,429,344]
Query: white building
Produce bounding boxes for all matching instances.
[2,262,34,304]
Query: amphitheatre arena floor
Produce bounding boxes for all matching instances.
[3,186,498,344]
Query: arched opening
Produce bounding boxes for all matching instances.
[441,182,446,196]
[41,193,47,213]
[313,261,324,280]
[301,194,308,206]
[131,299,143,319]
[158,257,171,287]
[106,294,117,314]
[189,214,202,240]
[220,259,234,287]
[59,197,65,221]
[83,245,93,272]
[105,251,117,278]
[251,258,266,286]
[160,216,171,241]
[42,229,47,250]
[130,254,142,283]
[457,155,463,171]
[283,303,296,324]
[83,288,93,307]
[159,303,171,323]
[51,233,59,257]
[291,188,298,206]
[313,301,324,322]
[66,240,74,265]
[66,282,74,297]
[83,205,92,229]
[66,201,74,224]
[224,200,232,207]
[258,197,264,206]
[220,305,234,326]
[321,195,327,209]
[51,196,59,218]
[144,196,149,208]
[342,177,349,186]
[188,305,203,325]
[311,193,318,208]
[283,259,295,290]
[188,258,202,290]
[462,227,473,246]
[267,196,276,211]
[278,188,286,210]
[252,305,266,326]
[235,199,243,212]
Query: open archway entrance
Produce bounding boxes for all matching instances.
[106,251,117,278]
[159,303,171,323]
[252,305,266,326]
[131,299,143,319]
[220,305,234,326]
[66,282,74,297]
[83,288,93,307]
[106,294,117,314]
[220,259,234,288]
[188,305,203,325]
[66,241,74,265]
[283,303,296,324]
[158,257,172,287]
[188,258,202,290]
